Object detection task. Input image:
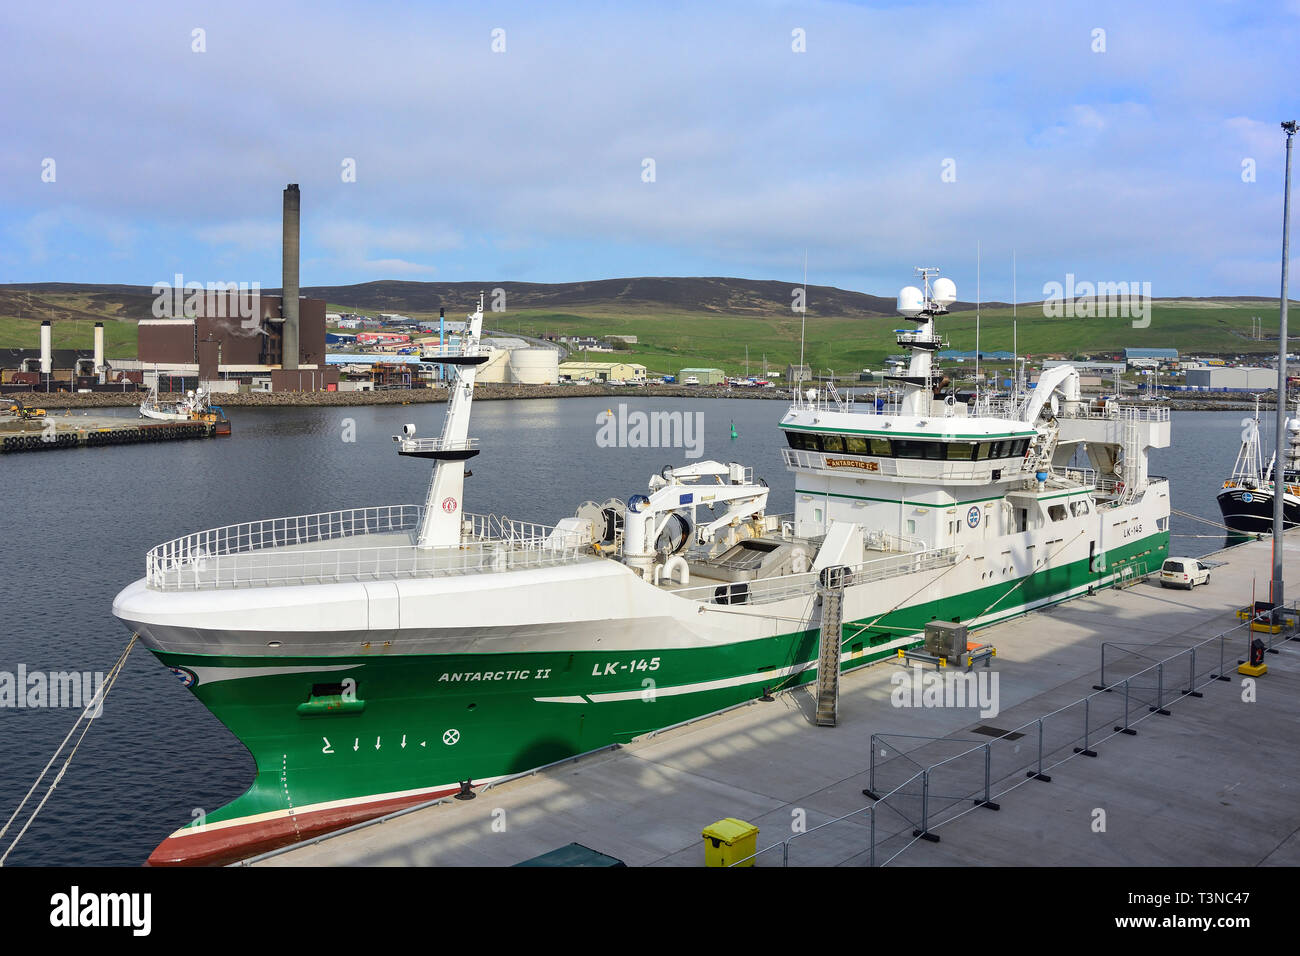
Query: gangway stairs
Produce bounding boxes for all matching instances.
[815,567,848,726]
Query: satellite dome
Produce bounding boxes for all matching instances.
[931,277,957,307]
[897,286,924,317]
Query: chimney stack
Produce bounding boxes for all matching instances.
[40,320,52,375]
[93,321,104,369]
[282,183,300,370]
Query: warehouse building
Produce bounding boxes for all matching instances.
[679,367,726,385]
[558,361,646,383]
[1183,367,1274,390]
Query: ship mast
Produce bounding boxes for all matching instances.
[413,293,486,548]
[892,267,951,417]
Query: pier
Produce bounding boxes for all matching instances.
[0,414,219,454]
[244,533,1300,868]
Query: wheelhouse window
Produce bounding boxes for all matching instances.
[947,442,975,461]
[783,430,1030,461]
[893,439,943,460]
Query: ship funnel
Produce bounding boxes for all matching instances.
[282,184,300,370]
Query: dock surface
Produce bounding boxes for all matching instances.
[249,535,1300,867]
[0,413,216,453]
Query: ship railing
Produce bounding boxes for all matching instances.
[789,388,908,417]
[1051,466,1097,487]
[1060,403,1171,423]
[667,546,958,606]
[145,505,587,590]
[788,386,854,414]
[393,437,479,454]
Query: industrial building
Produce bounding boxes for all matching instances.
[0,321,133,393]
[132,184,334,392]
[679,367,726,385]
[1043,359,1126,377]
[558,361,646,383]
[1183,367,1274,390]
[1125,347,1178,367]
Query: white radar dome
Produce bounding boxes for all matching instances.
[931,277,957,307]
[897,286,924,317]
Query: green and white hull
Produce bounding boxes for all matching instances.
[114,516,1167,865]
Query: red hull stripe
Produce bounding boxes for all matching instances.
[146,786,462,867]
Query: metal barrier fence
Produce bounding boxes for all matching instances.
[733,604,1295,866]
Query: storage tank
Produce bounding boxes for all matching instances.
[510,348,559,385]
[474,347,511,384]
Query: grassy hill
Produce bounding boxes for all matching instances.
[0,279,1291,377]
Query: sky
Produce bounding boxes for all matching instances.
[1,0,1298,302]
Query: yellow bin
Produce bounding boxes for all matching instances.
[702,818,759,867]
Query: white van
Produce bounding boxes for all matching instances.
[1160,557,1210,589]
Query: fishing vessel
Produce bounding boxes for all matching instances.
[1217,401,1300,533]
[112,274,1172,865]
[140,383,205,421]
[139,383,231,434]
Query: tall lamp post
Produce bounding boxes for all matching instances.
[1271,120,1296,610]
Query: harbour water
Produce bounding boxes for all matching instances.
[0,400,1253,865]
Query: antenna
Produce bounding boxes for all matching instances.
[1012,249,1018,395]
[976,240,981,405]
[798,250,808,387]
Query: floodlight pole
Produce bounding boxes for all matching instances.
[1271,120,1296,609]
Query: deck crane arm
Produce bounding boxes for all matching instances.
[624,461,769,578]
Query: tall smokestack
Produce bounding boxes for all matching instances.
[282,183,300,370]
[93,321,104,369]
[40,320,51,375]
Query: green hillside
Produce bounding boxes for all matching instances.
[0,281,1291,378]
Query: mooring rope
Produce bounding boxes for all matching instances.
[0,633,137,865]
[1170,507,1263,535]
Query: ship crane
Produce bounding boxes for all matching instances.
[622,461,769,579]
